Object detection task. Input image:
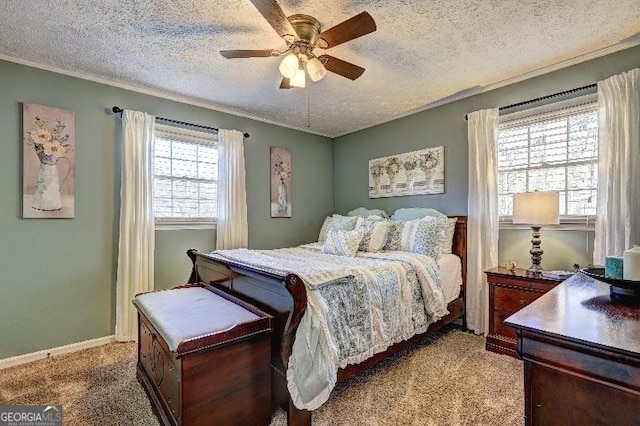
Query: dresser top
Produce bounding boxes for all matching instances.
[505,272,640,356]
[485,266,565,282]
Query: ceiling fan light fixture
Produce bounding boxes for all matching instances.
[290,67,306,88]
[279,53,299,78]
[307,56,327,82]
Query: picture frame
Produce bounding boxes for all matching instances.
[270,147,292,217]
[369,147,444,198]
[22,103,75,218]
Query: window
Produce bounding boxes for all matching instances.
[497,97,598,228]
[153,124,218,229]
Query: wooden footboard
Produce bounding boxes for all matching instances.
[186,216,467,425]
[186,248,306,374]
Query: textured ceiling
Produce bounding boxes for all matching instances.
[1,0,639,137]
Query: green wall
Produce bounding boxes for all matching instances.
[0,59,333,359]
[333,45,640,271]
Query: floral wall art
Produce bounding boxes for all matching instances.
[271,147,292,217]
[369,147,444,198]
[22,103,75,218]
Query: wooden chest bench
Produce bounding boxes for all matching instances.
[133,285,272,426]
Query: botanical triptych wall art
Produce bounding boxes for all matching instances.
[369,147,444,198]
[270,147,292,218]
[22,103,75,218]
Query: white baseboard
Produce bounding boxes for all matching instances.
[0,335,116,370]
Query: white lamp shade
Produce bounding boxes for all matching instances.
[513,191,560,225]
[290,68,306,88]
[307,56,327,82]
[279,53,299,78]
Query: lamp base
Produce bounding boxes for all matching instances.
[526,263,544,277]
[527,226,544,276]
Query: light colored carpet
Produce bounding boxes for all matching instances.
[0,328,523,425]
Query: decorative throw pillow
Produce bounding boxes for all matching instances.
[383,216,447,258]
[318,214,361,243]
[357,219,391,252]
[328,214,359,232]
[323,230,364,257]
[441,217,458,254]
[383,220,405,251]
[318,216,333,242]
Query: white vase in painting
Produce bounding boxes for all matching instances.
[32,150,69,211]
[33,162,62,210]
[423,168,435,189]
[277,178,288,214]
[372,176,381,195]
[388,174,398,192]
[405,169,416,191]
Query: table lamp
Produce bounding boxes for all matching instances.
[512,191,559,274]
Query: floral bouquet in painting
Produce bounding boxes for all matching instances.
[420,150,440,170]
[420,150,440,188]
[384,157,401,191]
[369,160,385,194]
[401,155,420,190]
[272,158,291,181]
[25,116,73,166]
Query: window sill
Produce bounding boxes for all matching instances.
[155,220,217,231]
[499,221,594,232]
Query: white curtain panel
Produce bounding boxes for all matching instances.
[594,68,640,264]
[115,110,155,342]
[467,108,500,335]
[217,129,248,250]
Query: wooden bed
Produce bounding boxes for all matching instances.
[186,216,467,426]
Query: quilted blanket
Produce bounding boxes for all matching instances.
[207,244,448,410]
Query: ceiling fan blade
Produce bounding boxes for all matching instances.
[316,12,376,49]
[319,55,365,80]
[220,49,276,59]
[279,77,292,89]
[249,0,297,39]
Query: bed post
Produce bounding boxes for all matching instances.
[187,248,199,283]
[451,217,468,331]
[288,398,312,426]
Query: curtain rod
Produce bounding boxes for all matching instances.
[464,83,597,121]
[111,106,250,138]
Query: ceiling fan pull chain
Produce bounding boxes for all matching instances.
[308,90,314,128]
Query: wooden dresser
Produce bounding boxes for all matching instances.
[505,273,640,426]
[486,267,564,357]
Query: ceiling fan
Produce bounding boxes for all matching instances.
[220,0,376,89]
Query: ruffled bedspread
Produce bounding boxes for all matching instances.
[207,244,448,410]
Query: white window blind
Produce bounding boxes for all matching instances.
[497,97,598,227]
[154,124,218,229]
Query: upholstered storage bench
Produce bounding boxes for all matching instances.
[133,285,272,426]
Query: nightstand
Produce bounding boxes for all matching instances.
[485,267,564,358]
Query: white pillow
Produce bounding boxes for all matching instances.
[357,218,391,252]
[323,230,364,257]
[441,217,457,254]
